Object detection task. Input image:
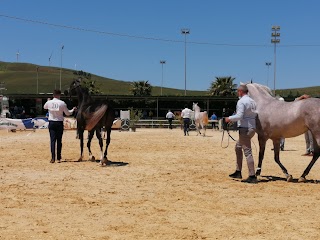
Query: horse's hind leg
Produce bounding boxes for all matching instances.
[203,124,206,137]
[299,134,320,182]
[95,129,104,162]
[102,127,112,166]
[87,130,95,161]
[273,139,293,182]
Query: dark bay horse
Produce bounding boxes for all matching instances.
[246,83,320,182]
[65,78,115,165]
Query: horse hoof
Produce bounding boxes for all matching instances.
[257,175,263,181]
[77,157,83,162]
[286,175,293,182]
[298,177,307,183]
[89,156,95,162]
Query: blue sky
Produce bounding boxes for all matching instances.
[1,0,320,91]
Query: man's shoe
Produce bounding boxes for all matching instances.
[50,159,55,163]
[229,170,242,179]
[302,152,310,156]
[241,175,258,184]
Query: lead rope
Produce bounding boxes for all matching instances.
[221,122,237,148]
[220,122,258,155]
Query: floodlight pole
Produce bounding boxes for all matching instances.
[160,60,166,96]
[265,62,271,87]
[271,26,280,96]
[181,28,190,96]
[60,45,64,90]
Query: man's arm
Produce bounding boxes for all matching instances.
[62,103,76,116]
[225,103,244,123]
[296,94,310,101]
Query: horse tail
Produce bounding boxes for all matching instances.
[86,105,108,131]
[203,111,209,125]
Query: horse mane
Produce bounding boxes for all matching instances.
[247,83,274,97]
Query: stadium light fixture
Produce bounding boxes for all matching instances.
[271,26,280,95]
[181,28,190,96]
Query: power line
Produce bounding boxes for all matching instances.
[2,14,320,48]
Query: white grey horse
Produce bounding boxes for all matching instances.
[192,102,209,136]
[246,83,320,182]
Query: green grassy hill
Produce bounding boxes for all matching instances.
[0,61,207,96]
[1,61,319,97]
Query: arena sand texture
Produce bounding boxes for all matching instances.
[1,128,320,240]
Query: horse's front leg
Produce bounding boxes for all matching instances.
[78,129,84,161]
[255,135,266,177]
[273,139,293,182]
[299,135,320,182]
[87,130,95,161]
[102,127,112,166]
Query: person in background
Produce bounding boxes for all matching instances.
[166,110,175,130]
[225,85,258,184]
[210,112,217,130]
[181,105,192,136]
[44,90,76,163]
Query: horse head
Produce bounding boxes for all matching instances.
[192,102,200,111]
[64,78,83,97]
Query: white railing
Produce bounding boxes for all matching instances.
[121,119,220,130]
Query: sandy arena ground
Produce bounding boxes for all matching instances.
[1,127,320,239]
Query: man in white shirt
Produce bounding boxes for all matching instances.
[181,105,192,136]
[44,90,76,163]
[225,85,257,183]
[166,110,175,130]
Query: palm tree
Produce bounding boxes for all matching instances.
[208,76,237,96]
[130,81,152,96]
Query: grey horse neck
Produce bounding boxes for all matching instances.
[247,83,320,139]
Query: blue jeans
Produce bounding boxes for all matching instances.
[48,121,64,160]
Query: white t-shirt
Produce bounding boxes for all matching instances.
[181,108,192,119]
[44,98,74,121]
[166,111,175,119]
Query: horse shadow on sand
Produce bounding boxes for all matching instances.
[258,175,319,184]
[62,159,129,167]
[232,176,319,184]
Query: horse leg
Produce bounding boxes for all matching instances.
[255,135,266,177]
[102,127,112,166]
[273,139,293,182]
[196,123,200,136]
[95,128,104,162]
[299,134,320,182]
[87,130,95,161]
[202,123,206,137]
[78,129,84,161]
